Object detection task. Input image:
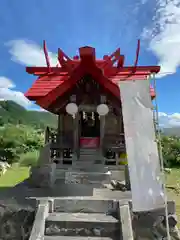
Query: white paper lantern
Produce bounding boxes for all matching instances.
[66,103,78,115]
[97,104,109,116]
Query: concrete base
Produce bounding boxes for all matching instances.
[30,164,55,188]
[53,197,119,213]
[28,162,180,239]
[30,163,112,190]
[29,196,179,240]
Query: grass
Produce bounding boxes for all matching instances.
[19,151,39,167]
[0,164,30,187]
[165,168,180,227]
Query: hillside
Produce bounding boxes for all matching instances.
[162,127,180,136]
[0,101,57,128]
[1,100,179,134]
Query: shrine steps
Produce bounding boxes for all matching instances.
[55,163,105,171]
[55,164,125,171]
[29,197,127,240]
[45,212,119,238]
[44,237,113,240]
[79,148,103,161]
[53,197,119,213]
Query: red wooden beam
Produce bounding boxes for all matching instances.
[111,66,160,75]
[26,67,69,75]
[117,55,125,68]
[102,48,121,68]
[26,65,160,78]
[58,48,75,73]
[43,40,51,71]
[134,39,140,68]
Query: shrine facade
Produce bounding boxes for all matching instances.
[25,41,160,167]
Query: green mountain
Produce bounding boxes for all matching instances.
[162,127,180,137]
[0,101,57,128]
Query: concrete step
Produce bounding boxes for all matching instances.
[79,153,100,157]
[73,165,105,172]
[79,154,99,156]
[79,151,100,155]
[80,150,99,152]
[79,156,101,159]
[78,158,100,161]
[45,212,119,237]
[79,153,99,157]
[75,160,103,166]
[54,167,111,184]
[78,153,102,157]
[55,164,106,172]
[55,170,111,184]
[80,148,99,151]
[44,236,113,240]
[53,197,119,214]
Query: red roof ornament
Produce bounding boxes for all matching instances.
[25,40,160,113]
[43,40,51,71]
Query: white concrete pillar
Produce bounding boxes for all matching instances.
[119,202,134,240]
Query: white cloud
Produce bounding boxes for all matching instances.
[142,0,180,78]
[6,39,58,67]
[159,111,180,127]
[0,77,15,88]
[1,39,59,109]
[0,77,31,107]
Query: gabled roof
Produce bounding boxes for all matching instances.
[25,41,160,112]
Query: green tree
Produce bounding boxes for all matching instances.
[0,124,44,164]
[161,135,180,167]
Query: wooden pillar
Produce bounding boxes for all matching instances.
[100,116,105,159]
[45,127,50,144]
[76,112,80,159]
[119,114,122,134]
[69,95,78,161]
[73,113,79,161]
[58,114,63,161]
[100,95,106,162]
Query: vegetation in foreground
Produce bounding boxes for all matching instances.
[0,165,30,187]
[166,169,180,227]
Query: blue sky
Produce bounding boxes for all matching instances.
[0,0,180,127]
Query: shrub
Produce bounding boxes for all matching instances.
[19,151,39,167]
[0,124,44,164]
[161,135,180,167]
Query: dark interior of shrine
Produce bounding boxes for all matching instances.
[80,111,100,138]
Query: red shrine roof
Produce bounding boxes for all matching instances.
[25,40,160,112]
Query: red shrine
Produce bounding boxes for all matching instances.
[25,40,160,163]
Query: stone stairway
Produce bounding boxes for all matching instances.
[29,197,130,240]
[45,212,119,239]
[53,148,109,187]
[44,237,114,240]
[79,148,103,162]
